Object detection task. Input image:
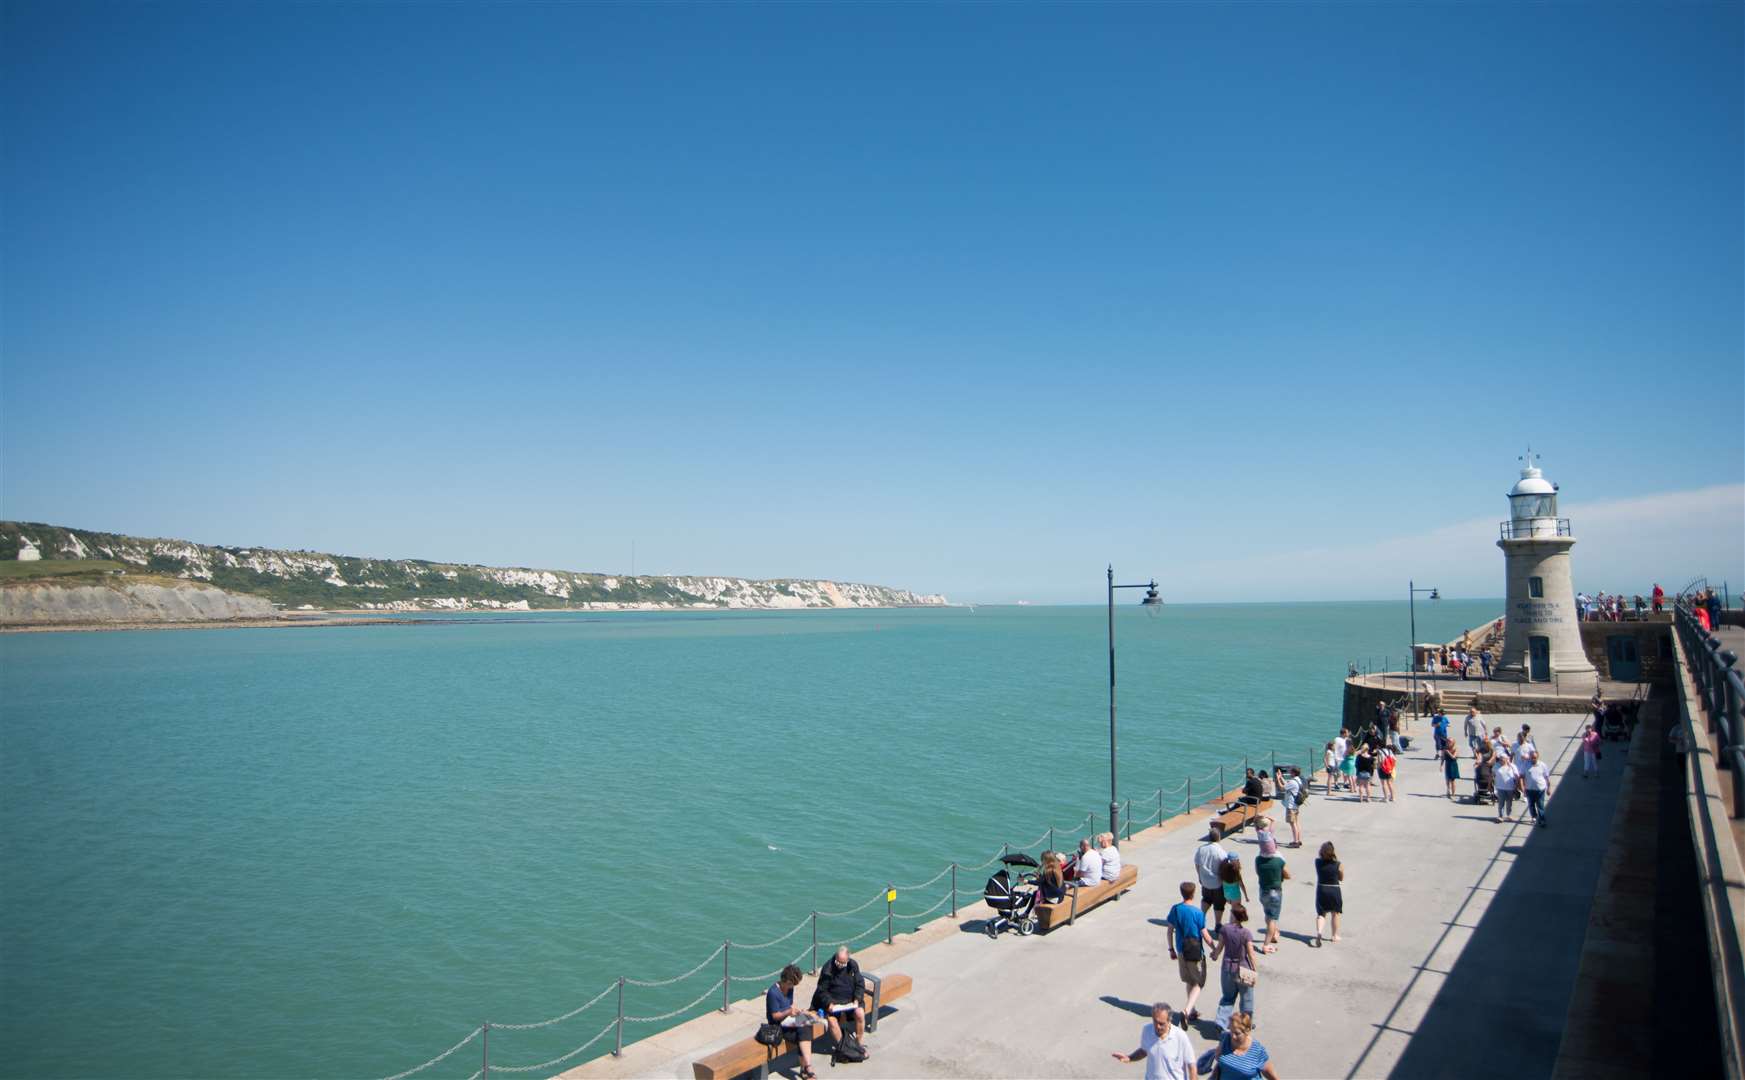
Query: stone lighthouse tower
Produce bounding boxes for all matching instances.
[1494,453,1596,682]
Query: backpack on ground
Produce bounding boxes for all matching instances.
[833,1028,867,1064]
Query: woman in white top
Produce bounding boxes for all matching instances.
[1098,833,1123,881]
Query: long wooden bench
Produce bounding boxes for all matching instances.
[691,972,913,1080]
[1035,864,1138,932]
[1207,796,1274,839]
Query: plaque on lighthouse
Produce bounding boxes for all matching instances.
[1493,452,1596,682]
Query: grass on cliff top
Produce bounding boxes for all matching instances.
[0,559,129,581]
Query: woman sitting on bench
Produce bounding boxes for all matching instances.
[765,965,818,1079]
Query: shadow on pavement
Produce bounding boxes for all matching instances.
[1367,736,1621,1080]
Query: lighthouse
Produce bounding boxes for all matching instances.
[1494,453,1596,683]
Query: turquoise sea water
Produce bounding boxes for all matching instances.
[0,601,1498,1079]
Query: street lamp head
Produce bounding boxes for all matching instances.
[1141,583,1163,616]
[1429,588,1441,601]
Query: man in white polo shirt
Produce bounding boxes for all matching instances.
[1111,1002,1195,1080]
[1073,836,1103,887]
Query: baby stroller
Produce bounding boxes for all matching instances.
[1471,759,1496,805]
[983,854,1040,938]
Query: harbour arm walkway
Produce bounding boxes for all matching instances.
[564,705,1629,1080]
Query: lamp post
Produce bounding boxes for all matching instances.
[1409,580,1440,729]
[1108,565,1164,839]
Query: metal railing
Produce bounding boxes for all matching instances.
[1676,602,1745,816]
[379,748,1321,1080]
[1498,518,1572,540]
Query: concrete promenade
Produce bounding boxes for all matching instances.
[568,705,1629,1079]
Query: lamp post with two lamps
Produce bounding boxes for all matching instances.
[1409,580,1440,729]
[1107,566,1164,839]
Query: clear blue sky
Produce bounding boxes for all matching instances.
[4,1,1741,603]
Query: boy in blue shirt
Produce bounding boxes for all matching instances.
[1164,882,1213,1023]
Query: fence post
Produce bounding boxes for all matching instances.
[950,865,957,918]
[722,941,731,1012]
[1048,826,1054,854]
[614,977,625,1056]
[482,1021,489,1080]
[811,913,818,973]
[1158,787,1164,822]
[1242,755,1249,774]
[1187,777,1192,808]
[1003,842,1009,858]
[886,884,894,944]
[1219,764,1225,795]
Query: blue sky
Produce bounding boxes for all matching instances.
[3,1,1741,603]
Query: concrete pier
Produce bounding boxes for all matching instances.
[565,705,1628,1079]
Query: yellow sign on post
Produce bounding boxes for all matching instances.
[886,889,896,903]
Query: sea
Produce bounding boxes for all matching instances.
[0,600,1498,1079]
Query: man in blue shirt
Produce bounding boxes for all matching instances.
[1430,710,1450,752]
[764,964,817,1078]
[1164,882,1213,1023]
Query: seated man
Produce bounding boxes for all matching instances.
[1097,832,1123,881]
[765,964,817,1078]
[814,946,869,1054]
[1073,836,1104,886]
[1239,768,1265,810]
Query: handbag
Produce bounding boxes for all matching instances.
[754,1023,784,1047]
[1236,964,1259,988]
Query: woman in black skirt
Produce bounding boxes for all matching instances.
[1314,841,1343,946]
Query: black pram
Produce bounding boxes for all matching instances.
[983,854,1040,937]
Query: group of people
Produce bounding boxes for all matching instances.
[1036,833,1126,902]
[763,947,873,1076]
[1110,817,1343,1078]
[1431,708,1557,825]
[1322,728,1397,803]
[1576,591,1645,622]
[1687,586,1726,632]
[1422,644,1489,680]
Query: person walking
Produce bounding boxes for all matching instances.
[1209,901,1258,1027]
[1164,883,1213,1025]
[1254,847,1287,954]
[1438,737,1461,799]
[1378,745,1398,803]
[1111,1002,1196,1080]
[1195,825,1231,928]
[1493,752,1520,823]
[1480,649,1493,679]
[1212,1013,1280,1080]
[1523,753,1552,827]
[1313,842,1343,945]
[1219,854,1250,910]
[1463,707,1483,752]
[1581,723,1602,778]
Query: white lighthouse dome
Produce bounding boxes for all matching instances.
[1509,467,1556,497]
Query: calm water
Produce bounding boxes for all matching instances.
[0,601,1497,1079]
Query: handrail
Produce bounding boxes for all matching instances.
[381,740,1311,1079]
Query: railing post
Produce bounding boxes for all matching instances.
[722,940,731,1012]
[811,913,817,973]
[886,884,894,944]
[1219,764,1225,795]
[949,865,957,918]
[614,977,624,1056]
[1186,777,1192,808]
[1124,798,1132,841]
[1048,826,1054,854]
[482,1021,489,1080]
[1003,842,1009,858]
[1158,787,1164,822]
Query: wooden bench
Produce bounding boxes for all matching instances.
[691,973,913,1080]
[1207,796,1273,839]
[1035,864,1138,932]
